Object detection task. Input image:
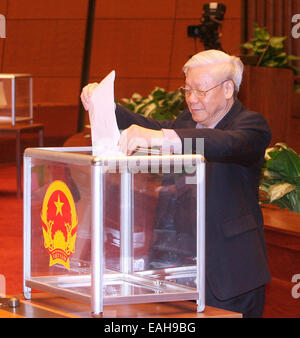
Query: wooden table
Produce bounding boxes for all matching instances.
[0,293,242,318]
[0,122,44,198]
[262,206,300,317]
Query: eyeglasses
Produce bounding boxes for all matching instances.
[179,80,228,98]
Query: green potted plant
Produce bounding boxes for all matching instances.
[259,143,300,213]
[241,23,300,74]
[239,24,299,145]
[117,87,185,120]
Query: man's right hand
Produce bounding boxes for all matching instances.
[80,82,99,111]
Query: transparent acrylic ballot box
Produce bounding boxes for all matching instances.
[0,74,33,125]
[23,147,205,316]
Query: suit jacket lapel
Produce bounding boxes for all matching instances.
[214,99,244,130]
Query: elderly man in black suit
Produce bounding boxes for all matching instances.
[81,49,271,317]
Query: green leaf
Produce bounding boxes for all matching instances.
[254,26,270,41]
[287,55,300,61]
[264,60,279,67]
[272,196,292,211]
[261,143,300,212]
[124,103,136,111]
[262,169,284,180]
[269,182,295,202]
[269,36,286,49]
[267,151,298,179]
[274,142,289,150]
[242,42,254,49]
[290,65,300,75]
[255,41,268,48]
[274,52,287,60]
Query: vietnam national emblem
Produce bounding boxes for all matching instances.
[41,180,78,270]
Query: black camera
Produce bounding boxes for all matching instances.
[187,2,226,50]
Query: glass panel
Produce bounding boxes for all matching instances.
[30,159,92,280]
[0,76,31,122]
[103,173,121,272]
[0,78,12,120]
[15,77,31,119]
[142,172,197,270]
[132,169,198,289]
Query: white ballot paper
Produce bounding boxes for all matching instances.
[88,70,123,156]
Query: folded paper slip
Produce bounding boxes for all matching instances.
[88,70,123,156]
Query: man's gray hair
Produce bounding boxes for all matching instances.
[183,49,244,93]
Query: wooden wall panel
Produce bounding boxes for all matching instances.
[246,0,256,39]
[6,0,88,19]
[89,76,169,101]
[218,18,242,54]
[114,78,169,101]
[0,0,87,106]
[283,0,293,55]
[2,18,85,105]
[265,0,275,36]
[95,0,176,19]
[0,38,4,72]
[287,117,300,152]
[33,78,81,105]
[168,19,210,80]
[0,0,7,72]
[168,78,185,92]
[1,0,243,105]
[34,104,78,139]
[274,0,284,36]
[89,0,242,102]
[239,66,294,145]
[256,0,266,28]
[0,0,243,132]
[90,19,174,79]
[0,38,3,70]
[3,20,85,76]
[0,0,8,15]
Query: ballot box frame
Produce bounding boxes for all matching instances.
[23,147,206,316]
[0,73,33,126]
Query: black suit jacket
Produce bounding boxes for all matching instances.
[115,99,271,300]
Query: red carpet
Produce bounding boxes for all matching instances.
[0,164,23,296]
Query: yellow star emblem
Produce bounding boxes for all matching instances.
[54,195,64,216]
